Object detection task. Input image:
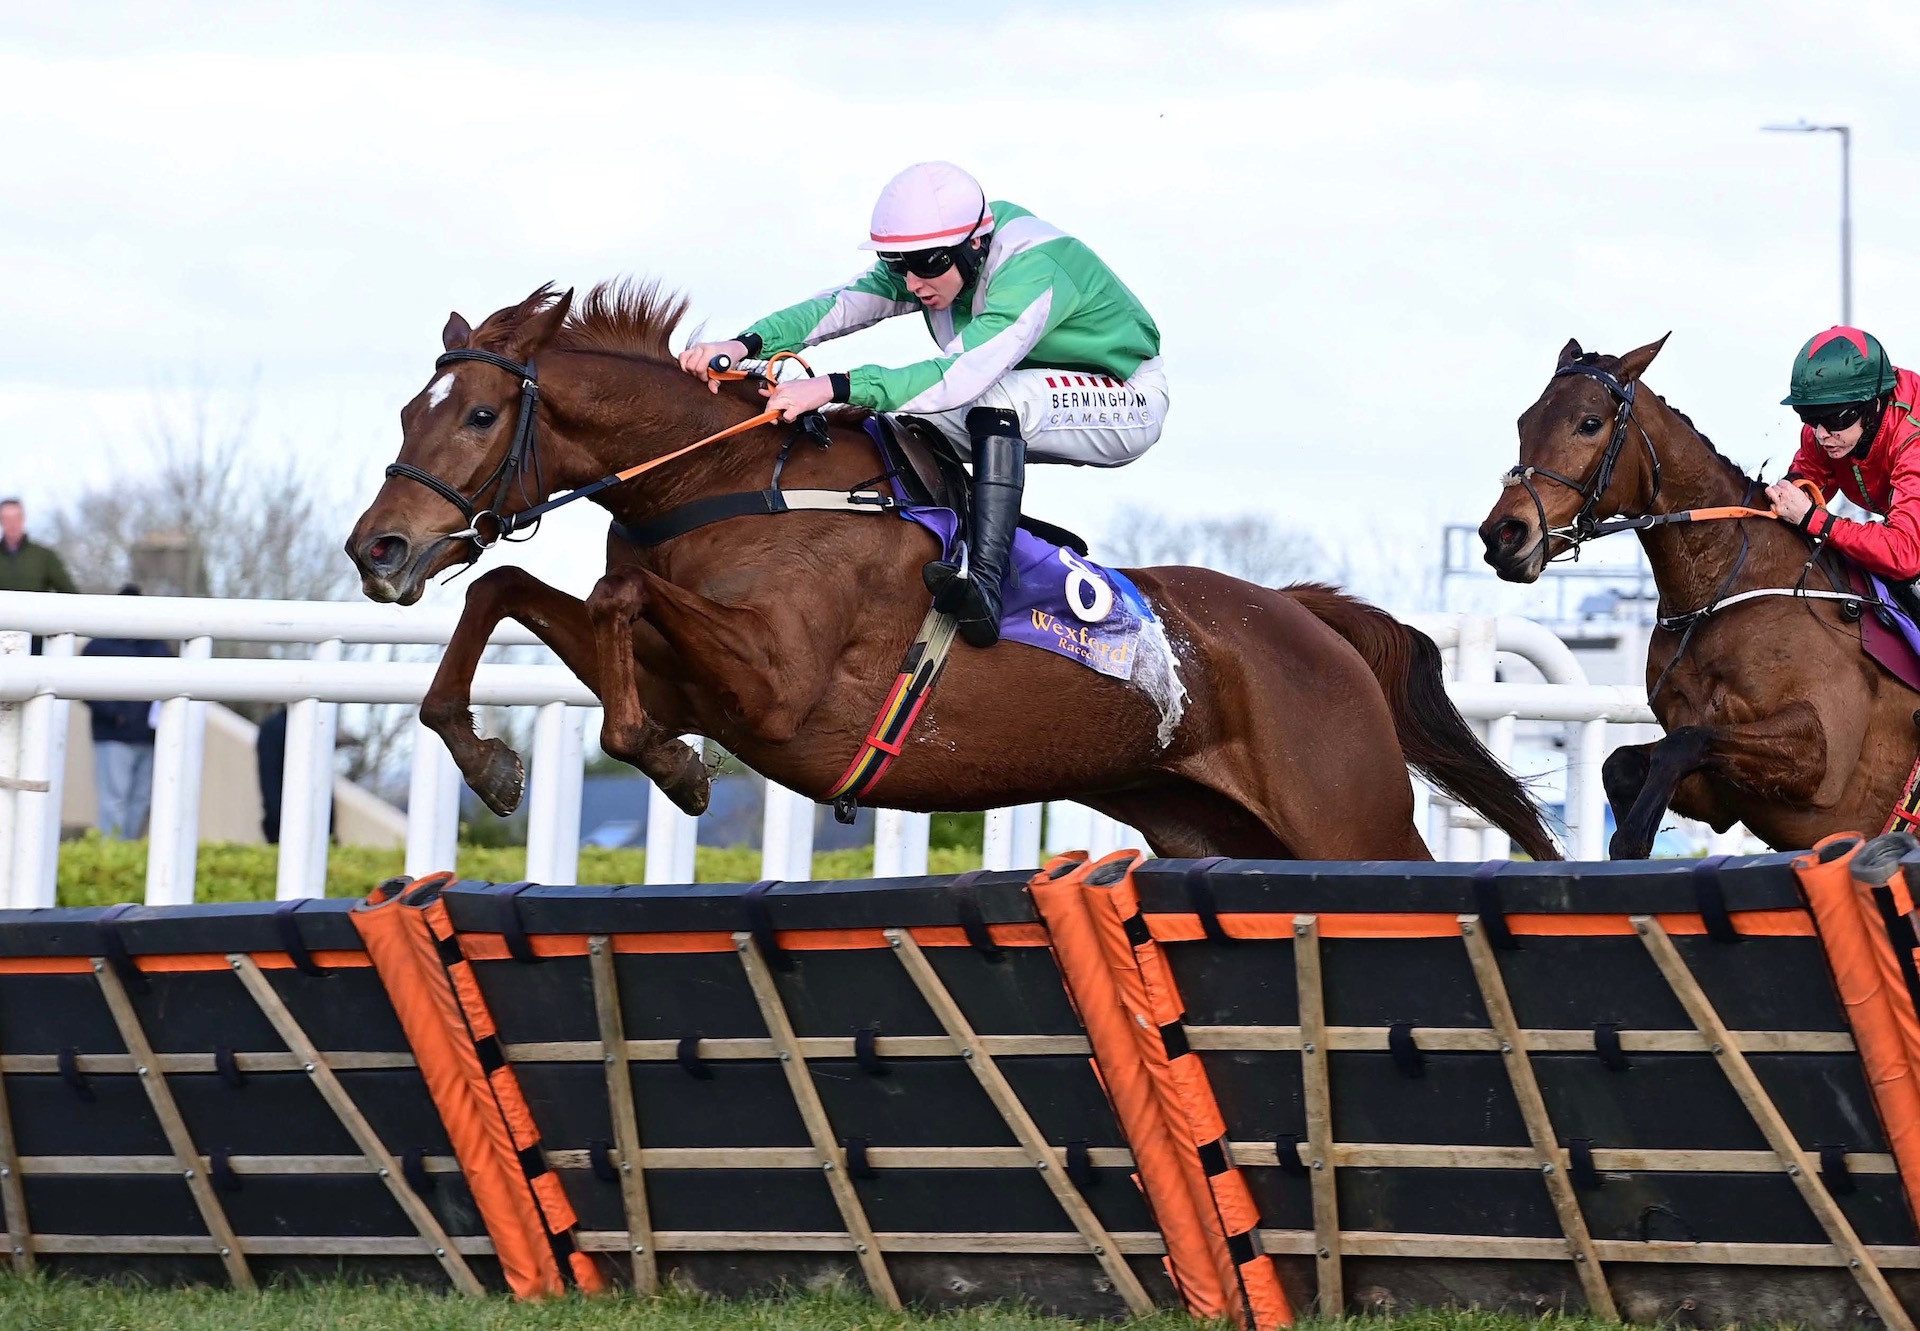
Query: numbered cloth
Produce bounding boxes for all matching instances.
[901,506,1163,680]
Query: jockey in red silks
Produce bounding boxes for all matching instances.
[1768,326,1920,581]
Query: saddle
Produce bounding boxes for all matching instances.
[865,412,1090,557]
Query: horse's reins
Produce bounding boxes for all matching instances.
[384,348,810,550]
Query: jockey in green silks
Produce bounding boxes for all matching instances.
[680,162,1166,648]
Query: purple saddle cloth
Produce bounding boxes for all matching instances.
[1857,566,1920,692]
[899,505,1159,680]
[859,414,1161,680]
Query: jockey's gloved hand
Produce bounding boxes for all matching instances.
[678,340,750,393]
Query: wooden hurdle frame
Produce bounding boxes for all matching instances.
[1191,908,1920,1330]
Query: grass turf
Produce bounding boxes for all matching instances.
[53,835,986,909]
[0,1277,1638,1331]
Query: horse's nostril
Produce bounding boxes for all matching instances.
[1495,520,1527,551]
[366,535,410,575]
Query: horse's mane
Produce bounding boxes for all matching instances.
[1571,350,1757,492]
[474,279,692,363]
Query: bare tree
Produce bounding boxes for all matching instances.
[1102,506,1347,587]
[45,382,351,604]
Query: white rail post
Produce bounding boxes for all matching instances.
[759,782,816,881]
[524,702,584,885]
[1567,717,1608,861]
[145,635,211,906]
[643,738,701,885]
[1483,712,1517,861]
[873,808,931,878]
[404,719,461,878]
[1083,809,1120,858]
[982,804,1044,871]
[0,630,26,908]
[1410,774,1434,857]
[1450,615,1498,861]
[10,633,72,908]
[1042,800,1088,856]
[276,639,342,901]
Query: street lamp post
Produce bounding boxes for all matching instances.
[1763,120,1853,324]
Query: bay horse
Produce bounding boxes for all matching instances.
[1479,335,1920,858]
[348,282,1558,861]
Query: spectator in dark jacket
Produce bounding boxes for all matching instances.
[0,498,76,595]
[1,498,77,654]
[81,586,172,839]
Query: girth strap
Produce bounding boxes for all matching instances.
[826,604,959,821]
[613,487,893,548]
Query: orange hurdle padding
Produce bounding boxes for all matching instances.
[1797,834,1920,1230]
[1032,851,1291,1330]
[352,876,605,1299]
[1852,839,1920,1105]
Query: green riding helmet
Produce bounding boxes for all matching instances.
[1783,326,1895,406]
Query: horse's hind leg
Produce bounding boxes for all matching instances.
[1094,781,1293,858]
[1169,666,1431,861]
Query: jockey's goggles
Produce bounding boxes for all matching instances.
[879,247,962,280]
[1795,402,1869,432]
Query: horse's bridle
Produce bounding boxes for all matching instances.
[1501,359,1663,561]
[385,348,547,549]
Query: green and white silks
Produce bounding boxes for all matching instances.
[743,202,1167,467]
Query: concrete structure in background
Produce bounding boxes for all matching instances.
[58,700,404,848]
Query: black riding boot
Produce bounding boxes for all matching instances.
[923,406,1026,648]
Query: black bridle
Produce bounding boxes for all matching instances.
[1501,360,1663,561]
[384,348,547,549]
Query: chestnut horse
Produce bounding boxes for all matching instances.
[348,282,1557,861]
[1479,335,1920,858]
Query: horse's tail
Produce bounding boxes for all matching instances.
[1288,583,1564,862]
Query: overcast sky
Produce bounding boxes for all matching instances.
[4,1,1907,617]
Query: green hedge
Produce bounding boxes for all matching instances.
[54,833,985,909]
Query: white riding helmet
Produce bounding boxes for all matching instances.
[858,161,994,252]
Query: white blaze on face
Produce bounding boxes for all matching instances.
[426,372,456,411]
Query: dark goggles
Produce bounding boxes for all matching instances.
[878,247,960,280]
[1794,402,1869,432]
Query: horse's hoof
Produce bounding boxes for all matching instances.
[655,745,710,816]
[1609,831,1649,861]
[469,739,525,817]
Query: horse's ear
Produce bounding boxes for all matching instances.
[1616,333,1671,384]
[1557,338,1584,369]
[506,287,574,362]
[443,312,472,351]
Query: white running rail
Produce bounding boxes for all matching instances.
[0,593,1652,906]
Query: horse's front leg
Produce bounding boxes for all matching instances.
[1607,702,1827,858]
[1609,729,1714,859]
[420,566,708,817]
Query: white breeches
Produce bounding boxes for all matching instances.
[915,357,1167,467]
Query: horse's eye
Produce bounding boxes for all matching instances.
[467,407,498,430]
[1578,416,1604,435]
